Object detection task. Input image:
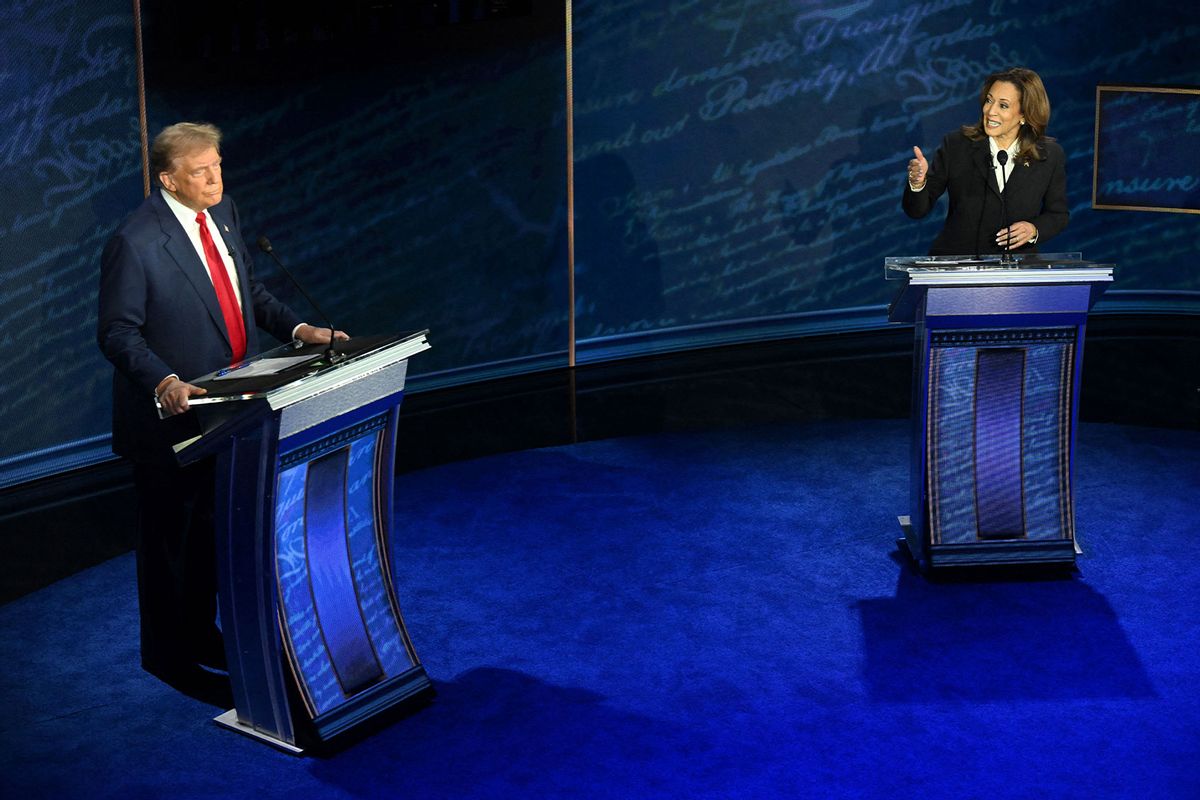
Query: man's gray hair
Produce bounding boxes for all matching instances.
[150,122,222,186]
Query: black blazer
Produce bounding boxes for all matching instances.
[902,131,1069,256]
[98,191,303,462]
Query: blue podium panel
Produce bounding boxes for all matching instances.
[885,257,1111,570]
[926,332,1075,548]
[275,416,423,729]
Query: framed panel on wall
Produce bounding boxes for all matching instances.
[1093,84,1200,215]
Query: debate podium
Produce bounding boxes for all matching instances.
[886,255,1113,570]
[172,331,433,752]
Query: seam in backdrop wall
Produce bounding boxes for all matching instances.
[133,0,150,197]
[566,0,576,368]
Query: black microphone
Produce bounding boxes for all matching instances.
[995,150,1013,264]
[256,236,342,363]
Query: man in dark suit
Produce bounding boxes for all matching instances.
[902,67,1069,257]
[97,122,341,694]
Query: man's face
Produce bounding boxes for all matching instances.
[160,145,223,212]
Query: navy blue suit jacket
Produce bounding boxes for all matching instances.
[98,191,302,462]
[902,131,1069,256]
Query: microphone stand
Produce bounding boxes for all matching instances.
[996,149,1014,265]
[256,236,342,365]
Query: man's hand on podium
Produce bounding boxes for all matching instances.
[156,376,206,416]
[295,324,350,345]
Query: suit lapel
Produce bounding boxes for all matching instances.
[1004,147,1044,200]
[151,192,234,350]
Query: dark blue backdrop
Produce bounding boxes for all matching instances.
[2,0,1199,484]
[0,1,143,484]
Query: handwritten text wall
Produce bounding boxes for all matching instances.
[0,1,143,464]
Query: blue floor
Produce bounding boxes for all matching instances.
[2,420,1198,799]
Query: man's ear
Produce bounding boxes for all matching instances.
[159,172,174,191]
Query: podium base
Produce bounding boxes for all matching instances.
[214,709,305,755]
[896,515,1076,570]
[897,515,924,571]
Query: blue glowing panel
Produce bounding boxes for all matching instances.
[927,335,1074,546]
[973,349,1026,539]
[275,462,345,716]
[928,346,978,544]
[1021,343,1073,541]
[345,435,416,675]
[305,450,385,696]
[275,422,420,719]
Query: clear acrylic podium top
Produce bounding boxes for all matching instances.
[884,253,1115,323]
[885,252,1114,282]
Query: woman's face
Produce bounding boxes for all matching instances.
[982,80,1024,145]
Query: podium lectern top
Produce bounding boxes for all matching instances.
[885,254,1114,324]
[170,330,430,461]
[885,252,1113,283]
[183,330,430,411]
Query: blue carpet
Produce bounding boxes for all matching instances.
[1,420,1198,799]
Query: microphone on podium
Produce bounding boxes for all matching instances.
[995,150,1013,264]
[256,235,342,363]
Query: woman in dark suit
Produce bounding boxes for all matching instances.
[903,67,1069,256]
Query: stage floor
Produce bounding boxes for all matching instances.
[2,419,1197,798]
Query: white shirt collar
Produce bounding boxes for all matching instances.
[160,187,220,230]
[988,136,1020,161]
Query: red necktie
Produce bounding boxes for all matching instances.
[196,212,247,364]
